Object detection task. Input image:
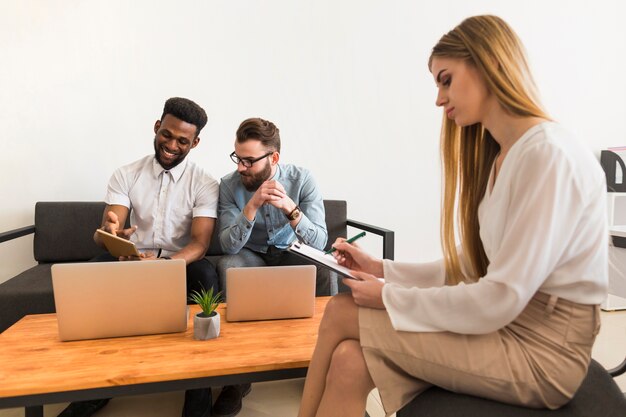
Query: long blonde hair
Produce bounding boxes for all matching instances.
[430,15,550,285]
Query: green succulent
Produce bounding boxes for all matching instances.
[188,286,223,317]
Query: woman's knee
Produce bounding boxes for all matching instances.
[324,293,357,322]
[326,340,373,390]
[319,293,358,336]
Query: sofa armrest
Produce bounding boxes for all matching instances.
[608,356,626,377]
[0,225,35,244]
[346,219,394,260]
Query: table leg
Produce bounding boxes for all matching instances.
[25,405,43,417]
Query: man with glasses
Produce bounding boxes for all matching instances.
[212,117,328,417]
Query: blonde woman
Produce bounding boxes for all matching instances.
[298,15,607,417]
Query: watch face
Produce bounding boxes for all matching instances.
[289,207,301,220]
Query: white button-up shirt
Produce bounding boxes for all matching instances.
[105,155,219,257]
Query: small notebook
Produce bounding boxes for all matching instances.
[95,228,141,258]
[226,265,316,322]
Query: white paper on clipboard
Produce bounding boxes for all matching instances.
[287,240,358,279]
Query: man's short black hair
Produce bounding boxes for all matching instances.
[161,97,208,137]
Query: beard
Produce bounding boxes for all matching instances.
[241,159,272,192]
[154,137,185,170]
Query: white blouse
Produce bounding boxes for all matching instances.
[381,122,608,334]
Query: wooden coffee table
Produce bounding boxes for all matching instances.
[0,297,330,417]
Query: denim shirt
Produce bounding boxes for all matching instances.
[218,164,327,254]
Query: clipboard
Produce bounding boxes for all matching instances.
[96,229,141,258]
[287,240,358,279]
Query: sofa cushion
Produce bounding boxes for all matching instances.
[34,202,107,263]
[397,359,625,417]
[0,264,57,332]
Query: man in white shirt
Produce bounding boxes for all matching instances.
[57,97,219,417]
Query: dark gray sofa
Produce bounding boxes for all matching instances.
[397,358,626,416]
[0,200,394,333]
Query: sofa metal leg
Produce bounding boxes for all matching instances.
[608,356,626,377]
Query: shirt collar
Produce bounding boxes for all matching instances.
[152,156,188,183]
[272,164,281,181]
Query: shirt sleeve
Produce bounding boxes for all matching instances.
[218,181,255,255]
[104,168,131,208]
[293,171,328,250]
[382,259,446,288]
[192,175,219,219]
[382,143,587,334]
[382,244,468,287]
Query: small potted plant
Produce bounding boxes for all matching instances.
[188,286,223,340]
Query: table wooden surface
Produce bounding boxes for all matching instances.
[0,297,330,404]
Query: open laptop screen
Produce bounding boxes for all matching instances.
[51,259,187,341]
[226,265,316,322]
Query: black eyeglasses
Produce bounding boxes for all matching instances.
[230,151,273,168]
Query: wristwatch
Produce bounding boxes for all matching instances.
[286,206,301,221]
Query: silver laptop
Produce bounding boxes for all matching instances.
[226,265,316,322]
[51,259,188,341]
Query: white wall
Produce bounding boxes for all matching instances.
[1,0,625,284]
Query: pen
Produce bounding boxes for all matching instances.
[325,231,366,254]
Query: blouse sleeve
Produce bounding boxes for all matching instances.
[382,142,590,334]
[382,259,446,289]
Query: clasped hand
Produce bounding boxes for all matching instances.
[250,179,295,212]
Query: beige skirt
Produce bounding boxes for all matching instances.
[359,292,600,416]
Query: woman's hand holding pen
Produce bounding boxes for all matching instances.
[332,238,385,309]
[331,238,386,308]
[331,238,384,277]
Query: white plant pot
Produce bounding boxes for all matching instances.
[193,311,220,340]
